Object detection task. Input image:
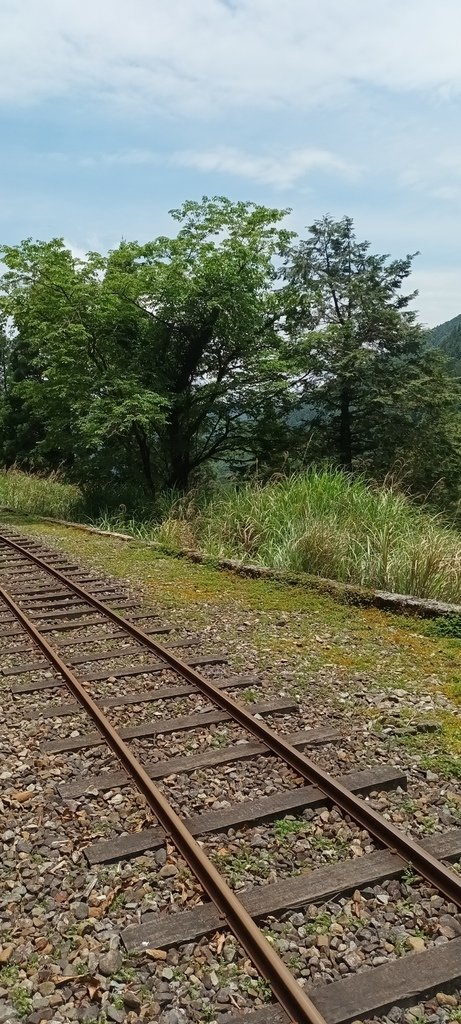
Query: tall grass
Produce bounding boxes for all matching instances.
[1,465,460,604]
[0,468,81,518]
[148,469,461,603]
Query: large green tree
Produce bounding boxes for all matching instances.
[0,198,296,492]
[285,215,461,501]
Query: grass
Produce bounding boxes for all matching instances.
[93,469,461,604]
[2,466,461,603]
[0,467,81,518]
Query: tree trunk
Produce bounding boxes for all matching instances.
[166,407,192,490]
[132,423,155,493]
[339,385,353,471]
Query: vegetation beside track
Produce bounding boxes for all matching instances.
[6,513,461,784]
[2,467,461,604]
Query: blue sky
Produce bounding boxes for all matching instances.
[1,0,461,326]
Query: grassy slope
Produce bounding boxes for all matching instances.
[8,513,461,782]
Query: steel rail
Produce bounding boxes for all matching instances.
[0,583,325,1024]
[2,532,461,914]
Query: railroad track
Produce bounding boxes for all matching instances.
[1,526,461,1024]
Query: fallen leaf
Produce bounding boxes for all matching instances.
[88,906,103,919]
[87,976,101,1000]
[10,790,33,803]
[145,948,167,961]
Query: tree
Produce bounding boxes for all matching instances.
[285,215,461,503]
[0,198,297,493]
[101,197,297,488]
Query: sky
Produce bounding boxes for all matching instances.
[1,0,460,327]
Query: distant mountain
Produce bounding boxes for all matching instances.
[427,314,461,377]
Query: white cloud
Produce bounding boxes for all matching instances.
[174,146,359,188]
[2,1,461,113]
[63,239,88,261]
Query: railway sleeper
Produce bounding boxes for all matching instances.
[59,726,339,798]
[219,936,461,1024]
[85,764,407,865]
[41,696,297,752]
[27,672,261,719]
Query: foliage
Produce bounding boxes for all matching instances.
[0,202,460,518]
[0,198,297,492]
[95,468,461,603]
[284,216,461,501]
[429,614,461,639]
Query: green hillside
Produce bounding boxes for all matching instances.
[427,313,461,376]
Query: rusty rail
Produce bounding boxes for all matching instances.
[1,531,461,910]
[0,579,326,1024]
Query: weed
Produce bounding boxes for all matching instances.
[303,911,332,935]
[389,933,407,956]
[273,817,308,840]
[11,986,32,1018]
[421,753,461,780]
[9,465,461,602]
[199,1007,217,1023]
[109,891,127,910]
[310,835,349,860]
[242,687,259,702]
[402,864,421,886]
[115,967,136,983]
[419,814,438,834]
[287,954,304,970]
[430,615,461,640]
[240,974,272,1000]
[74,961,88,975]
[446,799,461,824]
[209,731,230,748]
[0,468,81,519]
[399,799,417,816]
[212,848,271,887]
[220,961,272,1000]
[0,966,19,987]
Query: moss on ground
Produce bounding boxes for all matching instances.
[3,514,461,780]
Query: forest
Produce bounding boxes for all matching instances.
[0,196,460,514]
[1,196,461,600]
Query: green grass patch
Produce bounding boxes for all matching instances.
[0,468,81,518]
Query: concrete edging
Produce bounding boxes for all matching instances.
[2,508,461,620]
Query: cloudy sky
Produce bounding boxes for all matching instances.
[1,0,460,326]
